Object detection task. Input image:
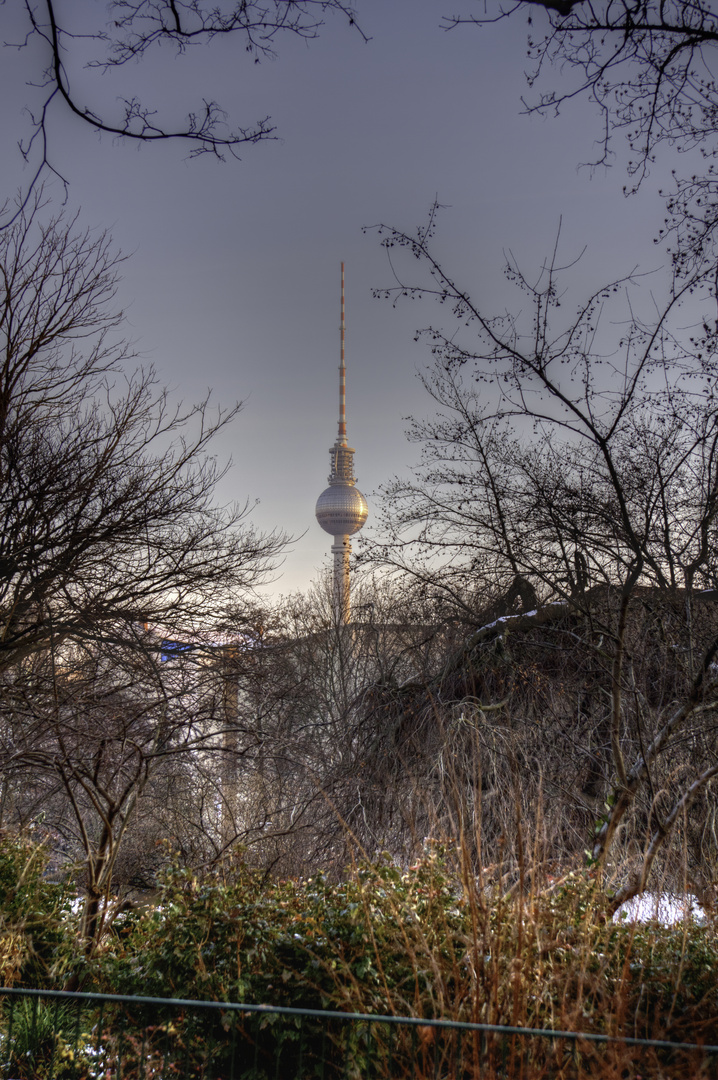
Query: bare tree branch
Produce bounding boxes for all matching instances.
[2,0,364,225]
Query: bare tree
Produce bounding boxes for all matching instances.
[445,0,718,268]
[0,198,285,667]
[4,0,364,223]
[0,627,259,948]
[192,575,464,877]
[0,199,286,946]
[364,211,718,905]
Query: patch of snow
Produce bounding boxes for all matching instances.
[612,892,707,926]
[481,611,537,632]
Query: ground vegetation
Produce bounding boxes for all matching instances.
[1,835,717,1077]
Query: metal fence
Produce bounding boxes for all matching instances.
[1,986,717,1079]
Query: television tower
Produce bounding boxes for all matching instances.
[315,263,368,624]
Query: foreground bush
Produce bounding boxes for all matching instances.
[94,845,718,1048]
[1,834,717,1075]
[0,831,72,988]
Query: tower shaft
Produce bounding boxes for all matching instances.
[331,536,351,625]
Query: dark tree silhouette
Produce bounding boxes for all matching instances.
[0,197,286,667]
[0,197,287,946]
[4,0,364,223]
[365,207,718,905]
[446,1,718,267]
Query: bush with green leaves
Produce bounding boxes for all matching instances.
[93,845,475,1078]
[0,831,74,987]
[0,835,716,1076]
[95,846,718,1050]
[96,844,468,1014]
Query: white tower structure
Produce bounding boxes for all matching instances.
[315,263,368,624]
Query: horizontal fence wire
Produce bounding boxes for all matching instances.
[0,986,717,1078]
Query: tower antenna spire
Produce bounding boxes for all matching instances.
[339,261,346,444]
[315,262,369,624]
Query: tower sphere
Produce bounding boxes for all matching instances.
[315,484,368,537]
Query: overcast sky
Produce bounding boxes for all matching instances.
[0,0,674,600]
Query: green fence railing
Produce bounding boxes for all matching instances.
[1,986,717,1078]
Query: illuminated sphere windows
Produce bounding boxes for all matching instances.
[315,484,368,537]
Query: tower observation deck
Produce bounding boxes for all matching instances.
[315,263,368,623]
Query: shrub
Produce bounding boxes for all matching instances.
[0,831,74,987]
